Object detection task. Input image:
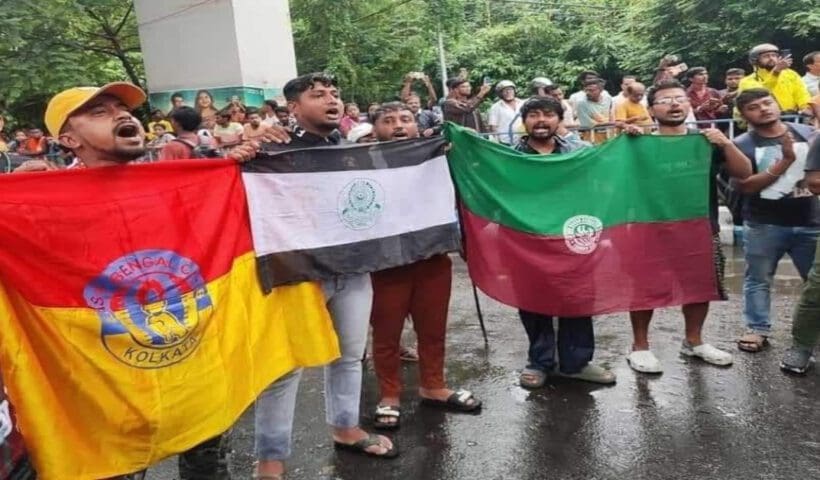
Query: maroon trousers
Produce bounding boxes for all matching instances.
[370,254,452,398]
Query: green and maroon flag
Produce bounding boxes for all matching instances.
[445,123,720,317]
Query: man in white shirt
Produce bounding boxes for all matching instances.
[803,51,820,96]
[487,80,524,144]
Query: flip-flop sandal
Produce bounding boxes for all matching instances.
[421,389,482,413]
[737,333,769,353]
[519,368,547,389]
[334,433,399,459]
[373,405,401,430]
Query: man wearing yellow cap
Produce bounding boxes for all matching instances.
[738,44,813,116]
[14,83,235,479]
[15,83,287,174]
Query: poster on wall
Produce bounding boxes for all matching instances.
[148,86,283,117]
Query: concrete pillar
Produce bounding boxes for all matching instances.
[134,0,297,116]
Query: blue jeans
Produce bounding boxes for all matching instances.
[254,274,372,461]
[518,310,594,374]
[743,222,819,334]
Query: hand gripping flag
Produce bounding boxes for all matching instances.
[445,123,721,317]
[0,159,337,479]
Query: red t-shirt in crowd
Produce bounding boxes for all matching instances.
[159,138,196,161]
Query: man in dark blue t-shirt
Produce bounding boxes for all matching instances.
[732,88,819,353]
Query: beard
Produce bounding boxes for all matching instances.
[529,124,555,139]
[109,145,147,162]
[749,118,778,129]
[656,116,686,127]
[318,119,341,130]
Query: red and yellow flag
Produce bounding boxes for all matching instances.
[0,160,338,479]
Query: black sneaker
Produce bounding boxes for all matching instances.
[780,346,814,374]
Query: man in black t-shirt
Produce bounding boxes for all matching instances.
[781,137,820,373]
[731,89,819,354]
[253,73,397,480]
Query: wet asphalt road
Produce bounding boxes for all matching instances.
[148,248,820,480]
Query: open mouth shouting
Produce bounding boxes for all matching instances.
[114,121,144,144]
[325,106,340,121]
[391,129,409,140]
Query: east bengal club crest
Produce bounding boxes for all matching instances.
[563,215,604,255]
[83,249,214,369]
[338,178,385,230]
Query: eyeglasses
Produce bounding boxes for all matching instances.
[653,96,690,105]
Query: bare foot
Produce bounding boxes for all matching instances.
[254,460,285,479]
[419,387,454,402]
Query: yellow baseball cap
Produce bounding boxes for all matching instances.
[45,82,147,136]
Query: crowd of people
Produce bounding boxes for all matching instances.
[1,41,820,480]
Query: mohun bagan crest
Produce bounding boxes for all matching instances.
[338,178,384,230]
[563,215,603,254]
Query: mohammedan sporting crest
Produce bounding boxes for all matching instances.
[563,215,603,255]
[83,249,213,369]
[338,178,384,230]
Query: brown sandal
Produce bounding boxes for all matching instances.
[737,333,769,353]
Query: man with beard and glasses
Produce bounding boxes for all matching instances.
[13,83,290,480]
[253,73,397,480]
[738,44,812,116]
[623,80,754,374]
[729,88,819,354]
[513,96,615,389]
[368,102,481,431]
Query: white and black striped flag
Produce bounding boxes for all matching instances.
[242,137,460,292]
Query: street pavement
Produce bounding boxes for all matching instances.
[148,248,820,480]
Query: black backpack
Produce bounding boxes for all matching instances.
[171,138,221,159]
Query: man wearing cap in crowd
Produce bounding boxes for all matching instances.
[487,80,524,145]
[738,43,813,116]
[12,82,286,479]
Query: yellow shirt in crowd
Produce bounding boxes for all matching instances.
[146,120,174,140]
[738,68,811,113]
[614,100,653,127]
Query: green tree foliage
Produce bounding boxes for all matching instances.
[1,0,816,126]
[0,0,142,127]
[291,0,818,104]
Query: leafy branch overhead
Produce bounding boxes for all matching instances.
[1,0,817,127]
